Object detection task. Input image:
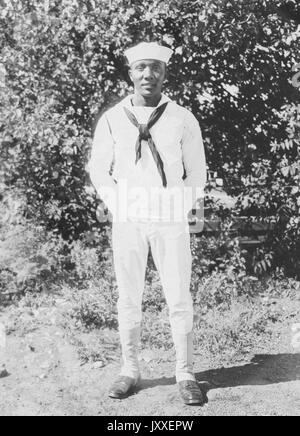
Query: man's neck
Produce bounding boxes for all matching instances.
[131,93,162,107]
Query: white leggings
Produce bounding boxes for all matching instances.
[112,220,195,382]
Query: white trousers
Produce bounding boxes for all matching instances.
[112,220,196,382]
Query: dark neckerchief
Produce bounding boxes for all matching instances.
[123,101,169,188]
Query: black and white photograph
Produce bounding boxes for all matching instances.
[0,0,299,419]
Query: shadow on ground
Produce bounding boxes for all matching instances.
[139,354,300,393]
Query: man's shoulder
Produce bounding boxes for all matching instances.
[170,100,198,124]
[95,96,129,124]
[105,96,130,117]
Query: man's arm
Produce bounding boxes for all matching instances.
[181,111,207,214]
[87,114,118,215]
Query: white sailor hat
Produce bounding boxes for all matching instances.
[124,42,173,66]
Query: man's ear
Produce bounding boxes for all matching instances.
[128,66,133,83]
[164,66,168,82]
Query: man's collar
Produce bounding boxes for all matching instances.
[122,93,172,109]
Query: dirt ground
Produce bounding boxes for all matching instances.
[0,300,300,416]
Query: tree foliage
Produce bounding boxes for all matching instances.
[0,0,299,272]
[237,102,300,276]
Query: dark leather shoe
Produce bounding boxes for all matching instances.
[108,375,140,399]
[178,380,207,406]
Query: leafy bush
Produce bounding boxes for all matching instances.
[0,187,115,303]
[194,299,283,364]
[141,307,173,350]
[68,228,113,282]
[65,285,118,331]
[73,329,121,365]
[1,0,299,248]
[191,224,247,272]
[0,268,18,305]
[0,192,72,301]
[237,103,300,277]
[143,260,166,312]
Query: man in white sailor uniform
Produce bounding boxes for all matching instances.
[88,42,207,405]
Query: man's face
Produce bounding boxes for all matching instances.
[129,59,166,98]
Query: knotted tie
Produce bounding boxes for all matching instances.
[123,102,169,188]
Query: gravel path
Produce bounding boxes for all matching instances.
[0,311,299,416]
